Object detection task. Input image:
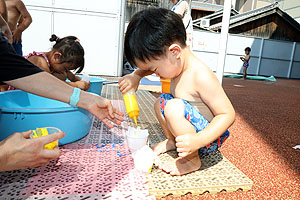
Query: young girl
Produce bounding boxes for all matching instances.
[0,34,89,91]
[23,34,89,90]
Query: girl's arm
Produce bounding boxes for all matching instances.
[66,71,89,91]
[66,70,81,82]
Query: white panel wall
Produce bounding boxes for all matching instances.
[21,0,125,76]
[193,30,300,78]
[22,9,52,53]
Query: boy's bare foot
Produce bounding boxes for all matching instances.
[152,139,176,156]
[158,152,201,176]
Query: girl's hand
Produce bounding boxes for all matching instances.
[118,73,141,94]
[75,80,90,91]
[175,134,202,157]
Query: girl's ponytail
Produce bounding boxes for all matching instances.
[49,34,61,43]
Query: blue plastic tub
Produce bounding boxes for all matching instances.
[87,77,105,95]
[0,90,93,145]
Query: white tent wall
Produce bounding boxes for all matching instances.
[22,0,125,76]
[193,30,300,79]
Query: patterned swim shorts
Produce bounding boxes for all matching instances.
[160,93,230,156]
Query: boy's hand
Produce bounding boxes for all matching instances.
[175,134,201,157]
[118,73,141,94]
[12,29,22,43]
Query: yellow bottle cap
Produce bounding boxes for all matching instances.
[129,110,139,125]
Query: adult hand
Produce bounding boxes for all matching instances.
[118,73,141,94]
[83,93,124,128]
[175,134,201,157]
[0,130,65,172]
[12,29,22,43]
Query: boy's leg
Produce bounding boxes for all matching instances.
[153,95,197,155]
[152,97,176,154]
[153,94,201,175]
[243,67,247,79]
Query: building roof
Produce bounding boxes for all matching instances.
[209,2,300,32]
[193,7,239,28]
[191,1,223,12]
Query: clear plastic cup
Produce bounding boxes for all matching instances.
[30,127,61,150]
[126,127,148,152]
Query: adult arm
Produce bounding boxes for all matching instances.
[0,14,12,42]
[0,0,7,21]
[1,72,123,172]
[4,72,124,127]
[12,0,32,42]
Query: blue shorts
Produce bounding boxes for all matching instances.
[12,39,23,56]
[160,93,230,156]
[243,62,249,68]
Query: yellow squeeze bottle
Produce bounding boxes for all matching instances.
[123,88,139,125]
[31,128,58,150]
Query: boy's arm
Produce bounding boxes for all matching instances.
[196,68,235,145]
[0,0,7,21]
[119,68,153,94]
[176,66,235,157]
[13,0,32,42]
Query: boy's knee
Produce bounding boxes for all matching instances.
[164,99,185,120]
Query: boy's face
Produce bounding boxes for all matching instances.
[245,50,250,55]
[135,50,183,79]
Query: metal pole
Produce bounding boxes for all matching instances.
[216,0,232,84]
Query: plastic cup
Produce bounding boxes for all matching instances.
[30,127,61,150]
[126,128,149,152]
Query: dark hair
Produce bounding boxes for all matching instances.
[49,34,85,73]
[245,47,251,52]
[124,8,186,66]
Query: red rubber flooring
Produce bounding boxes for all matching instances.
[156,77,300,200]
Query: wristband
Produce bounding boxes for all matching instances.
[69,87,81,107]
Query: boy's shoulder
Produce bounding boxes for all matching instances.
[190,56,215,82]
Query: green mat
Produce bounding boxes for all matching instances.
[223,74,276,82]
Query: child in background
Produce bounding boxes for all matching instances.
[5,0,32,56]
[240,47,251,80]
[119,8,235,176]
[23,34,89,90]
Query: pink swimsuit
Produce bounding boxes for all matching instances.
[24,51,51,68]
[7,52,50,91]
